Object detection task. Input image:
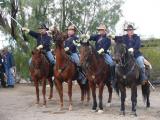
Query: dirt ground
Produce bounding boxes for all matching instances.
[0,84,160,120]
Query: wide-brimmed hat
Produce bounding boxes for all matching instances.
[97,24,107,30]
[66,25,76,31]
[124,24,136,31]
[38,24,49,30]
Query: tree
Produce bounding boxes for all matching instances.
[0,0,124,79]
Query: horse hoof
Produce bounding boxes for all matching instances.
[130,111,137,117]
[91,109,97,112]
[85,102,89,106]
[42,105,47,108]
[98,110,104,113]
[58,107,63,111]
[69,105,73,111]
[106,103,111,107]
[35,103,39,107]
[48,97,53,100]
[120,111,125,116]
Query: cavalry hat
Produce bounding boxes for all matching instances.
[66,25,76,31]
[38,24,49,30]
[97,24,107,30]
[124,24,136,31]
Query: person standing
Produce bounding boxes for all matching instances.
[2,48,15,88]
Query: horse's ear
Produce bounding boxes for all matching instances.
[31,51,35,55]
[62,32,68,40]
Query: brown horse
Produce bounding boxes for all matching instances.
[79,42,112,113]
[51,28,90,111]
[29,48,54,106]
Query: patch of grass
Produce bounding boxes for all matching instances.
[141,40,160,80]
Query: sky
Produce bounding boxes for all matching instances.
[0,0,160,48]
[116,0,160,38]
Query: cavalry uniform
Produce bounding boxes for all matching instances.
[122,25,148,84]
[89,24,115,81]
[64,35,80,65]
[26,24,55,65]
[90,34,114,66]
[64,25,86,84]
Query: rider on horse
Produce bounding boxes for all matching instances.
[89,24,115,81]
[22,24,55,68]
[64,25,86,83]
[121,24,148,85]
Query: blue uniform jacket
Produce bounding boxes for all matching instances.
[29,31,52,51]
[89,34,111,53]
[3,52,15,69]
[64,35,78,53]
[122,34,142,58]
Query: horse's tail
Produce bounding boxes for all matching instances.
[141,83,150,102]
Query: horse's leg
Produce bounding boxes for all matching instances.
[77,80,84,103]
[131,85,137,116]
[68,79,73,111]
[106,82,113,105]
[55,79,63,110]
[34,79,39,104]
[119,84,126,115]
[86,82,90,103]
[90,81,97,111]
[48,77,53,100]
[98,83,105,113]
[42,78,47,106]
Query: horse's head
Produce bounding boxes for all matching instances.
[79,42,93,65]
[31,48,43,68]
[51,27,68,48]
[114,36,128,66]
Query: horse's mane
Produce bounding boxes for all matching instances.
[115,41,136,69]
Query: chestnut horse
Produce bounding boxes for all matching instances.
[51,28,90,111]
[79,42,112,113]
[29,48,53,106]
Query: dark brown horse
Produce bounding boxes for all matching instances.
[79,42,112,113]
[114,38,150,116]
[51,28,90,111]
[29,48,54,106]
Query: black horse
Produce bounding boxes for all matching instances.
[114,37,150,116]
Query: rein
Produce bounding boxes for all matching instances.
[116,54,136,79]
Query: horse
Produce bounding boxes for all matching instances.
[29,48,54,106]
[114,37,150,116]
[79,42,112,113]
[51,28,90,111]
